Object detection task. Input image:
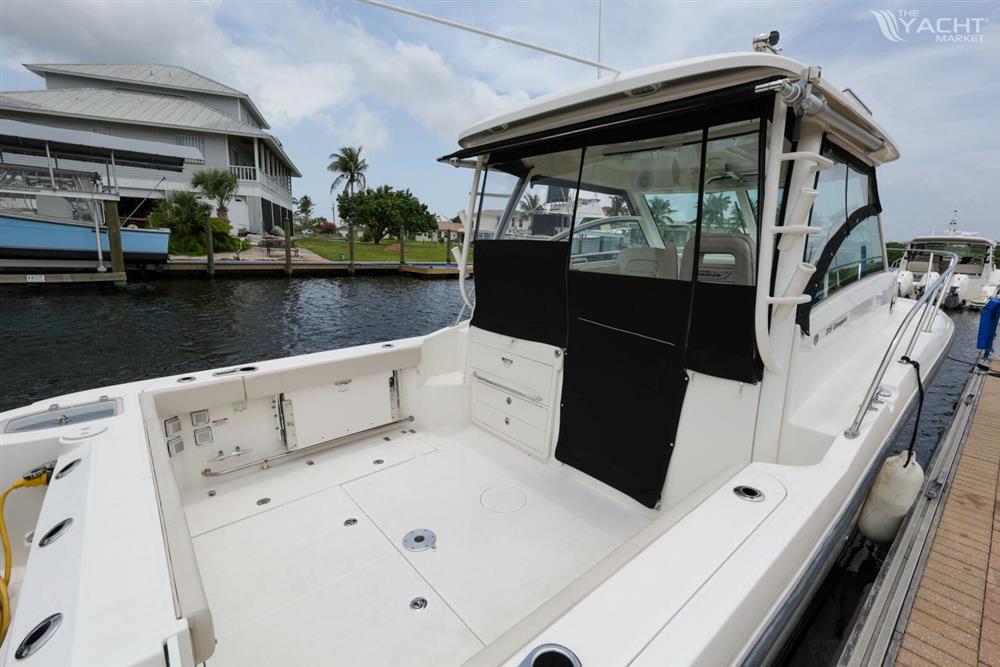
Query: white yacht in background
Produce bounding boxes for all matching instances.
[0,41,956,667]
[897,211,998,309]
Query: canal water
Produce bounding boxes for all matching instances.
[0,277,465,410]
[0,278,984,663]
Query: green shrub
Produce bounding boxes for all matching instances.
[151,192,239,255]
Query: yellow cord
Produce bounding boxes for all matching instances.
[0,474,49,647]
[0,575,8,649]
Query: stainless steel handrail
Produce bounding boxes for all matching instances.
[471,371,544,403]
[844,249,958,439]
[201,416,414,477]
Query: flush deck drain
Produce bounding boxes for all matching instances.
[403,528,436,551]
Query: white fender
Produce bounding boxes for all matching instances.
[858,452,925,543]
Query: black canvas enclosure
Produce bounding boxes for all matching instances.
[555,271,690,508]
[470,240,569,348]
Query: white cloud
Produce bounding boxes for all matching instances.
[320,104,390,154]
[0,0,531,137]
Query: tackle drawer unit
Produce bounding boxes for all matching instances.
[468,327,563,458]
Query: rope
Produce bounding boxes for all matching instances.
[899,355,924,468]
[946,354,979,366]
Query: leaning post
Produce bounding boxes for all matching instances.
[103,200,127,288]
[284,216,293,276]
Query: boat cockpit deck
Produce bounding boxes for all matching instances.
[185,422,651,665]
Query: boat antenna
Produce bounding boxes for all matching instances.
[597,0,605,79]
[358,0,623,75]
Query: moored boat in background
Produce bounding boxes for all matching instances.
[897,211,998,309]
[0,119,192,270]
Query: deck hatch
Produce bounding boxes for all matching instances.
[3,397,120,433]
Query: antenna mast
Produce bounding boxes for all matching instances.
[597,0,605,79]
[359,0,622,75]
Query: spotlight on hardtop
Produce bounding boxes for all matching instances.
[753,30,782,54]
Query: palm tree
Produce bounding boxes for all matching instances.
[191,169,238,223]
[606,195,630,217]
[191,169,237,277]
[296,195,315,223]
[702,193,731,229]
[327,146,368,268]
[518,193,542,228]
[647,197,676,225]
[327,146,368,197]
[154,191,212,237]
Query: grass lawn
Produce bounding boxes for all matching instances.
[297,236,470,263]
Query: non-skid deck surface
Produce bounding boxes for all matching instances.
[896,360,1000,666]
[188,425,651,666]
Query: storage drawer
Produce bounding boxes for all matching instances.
[470,326,563,367]
[474,379,548,430]
[469,345,552,398]
[474,401,547,456]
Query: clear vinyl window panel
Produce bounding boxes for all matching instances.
[493,149,584,241]
[566,129,704,280]
[690,120,762,286]
[819,216,885,298]
[806,146,883,302]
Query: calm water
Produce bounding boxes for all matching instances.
[0,276,465,410]
[0,279,984,662]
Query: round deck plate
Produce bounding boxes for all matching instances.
[403,528,436,551]
[480,485,527,513]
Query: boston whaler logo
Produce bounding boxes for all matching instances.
[870,9,987,43]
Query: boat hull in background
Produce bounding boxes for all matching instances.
[0,214,170,265]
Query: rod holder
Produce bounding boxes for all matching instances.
[781,189,820,250]
[784,262,817,299]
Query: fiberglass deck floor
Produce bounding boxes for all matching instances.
[187,424,651,666]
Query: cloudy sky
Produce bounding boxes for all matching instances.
[1,0,997,240]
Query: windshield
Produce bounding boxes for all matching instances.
[910,241,990,265]
[910,241,990,263]
[483,118,764,285]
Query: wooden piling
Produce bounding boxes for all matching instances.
[102,200,127,288]
[445,232,452,264]
[348,222,356,275]
[284,217,293,276]
[399,232,406,265]
[205,214,215,278]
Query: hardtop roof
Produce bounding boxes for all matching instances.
[453,52,898,165]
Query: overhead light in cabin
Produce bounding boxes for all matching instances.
[488,123,509,135]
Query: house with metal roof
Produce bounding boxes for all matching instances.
[0,63,300,234]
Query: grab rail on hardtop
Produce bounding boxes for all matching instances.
[844,249,958,439]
